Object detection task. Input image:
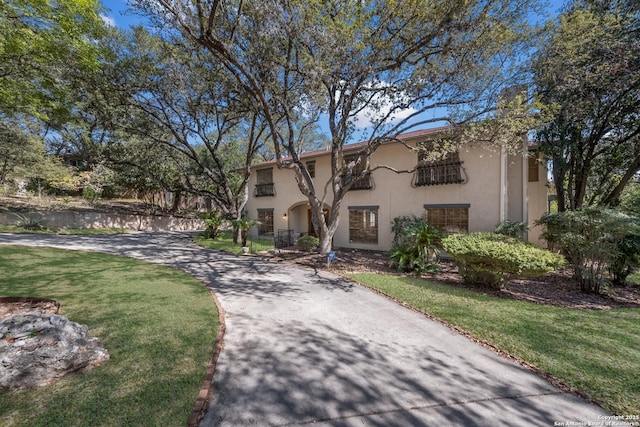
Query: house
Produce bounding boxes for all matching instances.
[245,127,548,251]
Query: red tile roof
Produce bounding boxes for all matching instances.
[253,125,453,167]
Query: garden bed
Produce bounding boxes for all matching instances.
[290,249,640,310]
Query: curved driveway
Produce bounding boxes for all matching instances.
[0,232,608,426]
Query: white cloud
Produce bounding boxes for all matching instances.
[100,14,116,27]
[350,81,417,129]
[353,103,417,129]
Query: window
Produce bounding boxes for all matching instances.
[306,161,316,178]
[349,206,378,244]
[424,204,469,233]
[257,209,274,235]
[343,154,372,190]
[255,168,275,197]
[414,144,464,186]
[528,155,539,182]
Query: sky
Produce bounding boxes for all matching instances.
[101,0,568,30]
[99,0,568,140]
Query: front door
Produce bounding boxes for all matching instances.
[307,209,316,237]
[307,209,329,237]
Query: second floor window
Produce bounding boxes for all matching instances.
[255,168,275,197]
[306,161,316,178]
[414,144,464,187]
[343,154,373,190]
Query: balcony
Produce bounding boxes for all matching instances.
[343,173,373,191]
[254,183,275,197]
[414,161,464,187]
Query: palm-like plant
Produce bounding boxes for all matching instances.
[231,218,260,247]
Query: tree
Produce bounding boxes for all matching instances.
[134,0,540,253]
[0,119,68,193]
[98,27,272,235]
[0,0,106,119]
[534,0,640,211]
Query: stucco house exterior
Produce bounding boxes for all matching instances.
[245,127,548,251]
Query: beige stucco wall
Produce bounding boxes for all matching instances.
[527,153,550,246]
[245,134,548,251]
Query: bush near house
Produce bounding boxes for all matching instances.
[199,211,225,239]
[441,232,565,289]
[297,235,319,253]
[389,216,443,274]
[537,209,640,293]
[494,220,528,238]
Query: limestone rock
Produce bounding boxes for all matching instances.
[0,313,109,390]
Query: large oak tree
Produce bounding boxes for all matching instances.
[134,0,540,252]
[534,0,640,211]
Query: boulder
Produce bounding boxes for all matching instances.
[0,313,109,390]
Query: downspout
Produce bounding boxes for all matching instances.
[500,145,507,223]
[522,138,529,241]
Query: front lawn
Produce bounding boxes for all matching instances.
[194,230,275,254]
[349,273,640,416]
[0,246,218,426]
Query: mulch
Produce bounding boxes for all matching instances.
[278,248,640,310]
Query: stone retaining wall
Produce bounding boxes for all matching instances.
[0,210,204,232]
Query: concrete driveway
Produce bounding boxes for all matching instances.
[0,232,610,426]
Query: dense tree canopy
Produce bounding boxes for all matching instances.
[0,0,106,119]
[534,0,640,211]
[134,0,541,252]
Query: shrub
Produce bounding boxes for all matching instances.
[494,220,528,238]
[297,235,319,253]
[13,212,49,231]
[199,211,225,239]
[610,232,640,286]
[389,216,443,274]
[537,208,640,294]
[441,232,565,289]
[231,218,260,247]
[82,187,97,203]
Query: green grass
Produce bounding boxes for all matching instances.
[349,273,640,415]
[0,246,218,426]
[628,271,640,284]
[0,224,127,235]
[194,231,275,254]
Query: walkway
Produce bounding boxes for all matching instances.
[0,232,609,426]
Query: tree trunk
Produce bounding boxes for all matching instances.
[170,190,182,213]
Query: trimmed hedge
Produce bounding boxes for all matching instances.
[441,232,565,288]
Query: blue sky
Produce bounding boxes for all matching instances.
[101,0,567,30]
[99,0,567,139]
[101,1,145,28]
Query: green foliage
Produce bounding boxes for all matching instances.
[82,186,97,203]
[297,235,319,253]
[610,232,640,286]
[537,208,640,293]
[534,2,640,210]
[441,232,565,289]
[389,216,443,274]
[12,212,49,231]
[200,211,225,239]
[494,220,529,238]
[231,218,260,247]
[136,0,542,258]
[194,231,274,255]
[620,183,640,217]
[0,0,106,118]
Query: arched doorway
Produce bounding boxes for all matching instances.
[287,201,331,238]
